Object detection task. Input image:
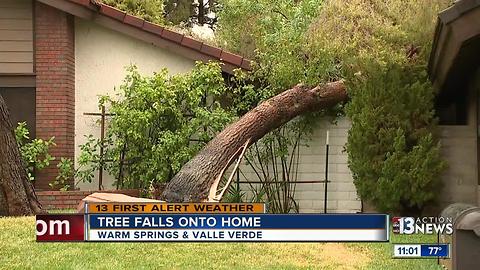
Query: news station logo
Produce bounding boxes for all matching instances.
[36,215,85,241]
[392,217,453,235]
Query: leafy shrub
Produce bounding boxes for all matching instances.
[14,122,55,181]
[52,158,74,191]
[50,136,104,190]
[346,63,446,214]
[83,62,236,189]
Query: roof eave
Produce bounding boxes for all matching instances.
[36,0,252,75]
[428,0,480,92]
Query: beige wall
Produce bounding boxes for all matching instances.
[438,69,480,209]
[0,0,33,73]
[74,18,195,190]
[238,118,361,213]
[438,126,478,207]
[295,118,361,213]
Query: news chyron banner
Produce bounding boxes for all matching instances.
[36,203,389,242]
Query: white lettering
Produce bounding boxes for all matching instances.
[36,220,48,236]
[221,217,261,227]
[49,220,70,235]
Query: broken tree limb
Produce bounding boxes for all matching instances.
[160,81,347,202]
[208,138,250,202]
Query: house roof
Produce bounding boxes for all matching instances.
[36,0,252,74]
[428,0,480,103]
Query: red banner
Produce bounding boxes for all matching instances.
[36,214,85,242]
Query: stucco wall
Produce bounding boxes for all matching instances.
[437,69,480,209]
[438,126,478,207]
[238,118,361,213]
[74,18,195,190]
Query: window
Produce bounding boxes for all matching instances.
[0,87,36,138]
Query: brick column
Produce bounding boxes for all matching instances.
[34,3,75,190]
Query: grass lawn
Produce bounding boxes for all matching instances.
[0,216,442,270]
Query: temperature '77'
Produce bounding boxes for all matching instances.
[428,246,442,255]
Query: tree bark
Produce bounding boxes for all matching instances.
[0,94,43,216]
[198,0,205,25]
[161,81,347,202]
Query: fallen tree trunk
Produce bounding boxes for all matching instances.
[161,81,347,202]
[0,94,43,216]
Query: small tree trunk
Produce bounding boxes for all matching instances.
[0,94,43,216]
[198,0,205,25]
[161,81,346,202]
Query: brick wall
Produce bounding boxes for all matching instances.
[37,189,140,210]
[34,3,75,190]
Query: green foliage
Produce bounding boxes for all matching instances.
[238,116,321,213]
[75,135,103,184]
[52,158,73,191]
[217,0,341,212]
[164,0,218,26]
[164,0,191,25]
[102,0,165,24]
[346,64,446,214]
[99,0,219,27]
[307,0,452,214]
[217,0,344,141]
[49,136,102,190]
[15,122,74,190]
[84,62,235,189]
[217,0,452,214]
[14,122,55,181]
[222,181,245,203]
[306,0,452,68]
[218,0,335,89]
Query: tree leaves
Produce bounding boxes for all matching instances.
[89,62,235,188]
[216,0,450,214]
